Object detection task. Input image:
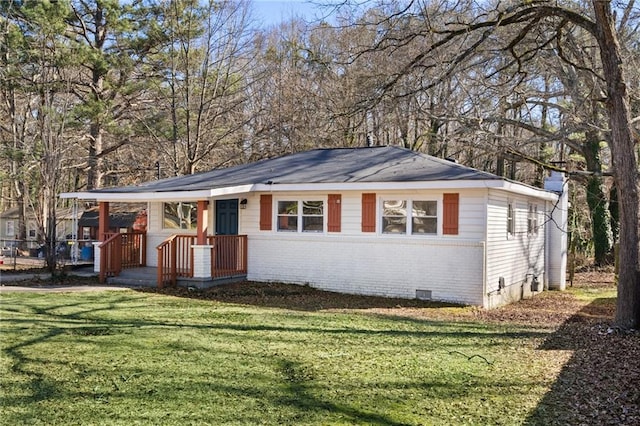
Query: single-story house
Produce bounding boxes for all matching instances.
[61,146,567,308]
[78,204,147,240]
[0,206,76,254]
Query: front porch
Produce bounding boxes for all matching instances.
[97,232,247,288]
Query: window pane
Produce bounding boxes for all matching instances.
[383,217,406,234]
[412,217,437,234]
[302,201,323,232]
[413,201,437,217]
[303,201,323,215]
[303,216,323,232]
[278,216,297,231]
[507,203,515,234]
[383,200,406,216]
[164,202,198,230]
[278,201,297,214]
[277,201,298,232]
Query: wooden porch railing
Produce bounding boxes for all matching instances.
[156,234,248,288]
[99,232,146,283]
[207,235,248,279]
[156,235,195,288]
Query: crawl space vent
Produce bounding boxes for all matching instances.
[415,289,432,301]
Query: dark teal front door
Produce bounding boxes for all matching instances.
[215,199,239,235]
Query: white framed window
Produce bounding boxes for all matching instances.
[277,200,324,233]
[6,220,14,237]
[382,199,438,235]
[507,201,515,237]
[163,202,198,230]
[27,221,38,240]
[277,200,298,232]
[528,203,538,235]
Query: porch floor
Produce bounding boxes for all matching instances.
[106,266,247,289]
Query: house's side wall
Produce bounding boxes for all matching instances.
[1,215,68,251]
[243,189,487,305]
[484,189,548,308]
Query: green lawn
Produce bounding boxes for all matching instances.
[1,289,571,425]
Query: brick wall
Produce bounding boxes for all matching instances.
[247,234,485,306]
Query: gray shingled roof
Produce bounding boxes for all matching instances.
[92,146,502,194]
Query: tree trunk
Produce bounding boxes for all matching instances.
[593,1,640,329]
[586,175,612,265]
[609,183,619,243]
[583,132,612,265]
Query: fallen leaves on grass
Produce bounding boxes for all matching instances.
[140,281,458,312]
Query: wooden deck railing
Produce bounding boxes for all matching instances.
[157,234,247,287]
[156,235,195,288]
[207,235,248,279]
[99,232,146,283]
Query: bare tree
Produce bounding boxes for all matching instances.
[337,0,639,327]
[0,0,76,270]
[143,0,254,176]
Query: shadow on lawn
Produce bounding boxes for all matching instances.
[524,297,640,426]
[1,293,505,426]
[137,281,463,311]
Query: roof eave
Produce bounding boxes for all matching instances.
[254,180,557,200]
[60,180,557,202]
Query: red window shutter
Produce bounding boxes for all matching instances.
[361,193,376,232]
[260,194,272,231]
[443,193,459,235]
[328,194,342,232]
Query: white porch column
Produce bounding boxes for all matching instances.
[93,241,102,274]
[192,245,213,279]
[544,172,568,290]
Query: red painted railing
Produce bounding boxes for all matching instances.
[156,235,247,287]
[156,235,195,288]
[99,232,146,283]
[208,235,248,279]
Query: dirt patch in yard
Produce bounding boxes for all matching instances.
[140,280,463,312]
[142,270,613,327]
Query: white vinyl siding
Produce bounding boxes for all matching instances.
[485,189,546,307]
[241,190,486,239]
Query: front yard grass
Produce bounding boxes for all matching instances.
[0,274,635,425]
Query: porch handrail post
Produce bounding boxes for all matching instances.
[99,244,107,283]
[170,238,177,286]
[140,233,147,266]
[114,234,122,275]
[157,253,165,289]
[242,235,248,273]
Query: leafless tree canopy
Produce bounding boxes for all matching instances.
[1,0,638,325]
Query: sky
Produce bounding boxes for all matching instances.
[251,0,334,27]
